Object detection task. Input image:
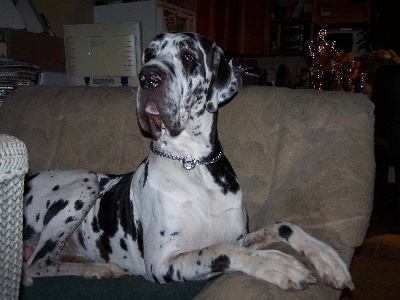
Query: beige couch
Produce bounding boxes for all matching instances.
[0,85,375,299]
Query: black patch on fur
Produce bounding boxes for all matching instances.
[99,178,110,192]
[46,200,50,209]
[43,199,69,226]
[36,213,40,222]
[23,224,36,240]
[83,178,89,182]
[120,238,128,251]
[196,260,201,265]
[96,172,142,260]
[196,108,206,118]
[205,115,240,195]
[136,220,144,258]
[98,173,134,237]
[206,153,240,195]
[92,216,100,233]
[33,239,57,263]
[143,159,149,188]
[74,200,84,211]
[210,254,231,273]
[163,265,174,283]
[96,234,112,262]
[65,216,74,224]
[78,229,86,250]
[45,258,52,266]
[198,250,203,256]
[152,274,160,284]
[52,185,60,191]
[160,230,165,236]
[278,224,293,242]
[161,40,168,50]
[98,174,119,192]
[176,269,181,280]
[26,195,33,206]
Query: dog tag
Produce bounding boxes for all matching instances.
[182,156,197,170]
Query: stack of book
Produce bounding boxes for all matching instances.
[0,59,41,106]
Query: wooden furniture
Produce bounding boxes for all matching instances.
[195,0,372,56]
[196,0,269,55]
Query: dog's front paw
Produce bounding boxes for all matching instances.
[304,241,354,290]
[242,250,317,291]
[313,253,354,290]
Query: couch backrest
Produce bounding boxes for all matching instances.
[0,86,147,175]
[218,87,374,239]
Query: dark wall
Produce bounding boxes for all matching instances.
[370,0,400,52]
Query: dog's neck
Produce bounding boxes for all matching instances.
[153,109,220,162]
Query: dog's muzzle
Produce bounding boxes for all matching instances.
[137,65,182,140]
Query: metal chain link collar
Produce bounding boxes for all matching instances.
[150,141,223,170]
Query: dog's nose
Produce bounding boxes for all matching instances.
[139,67,164,89]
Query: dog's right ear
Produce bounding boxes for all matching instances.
[205,45,238,113]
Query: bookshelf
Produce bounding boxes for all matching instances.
[268,0,312,55]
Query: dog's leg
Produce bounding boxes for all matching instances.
[241,222,354,290]
[27,259,129,278]
[149,244,317,291]
[23,169,101,285]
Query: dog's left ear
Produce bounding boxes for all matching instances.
[205,46,238,113]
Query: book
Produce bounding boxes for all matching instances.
[292,0,305,18]
[285,0,297,18]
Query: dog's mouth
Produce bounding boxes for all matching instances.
[145,102,163,139]
[138,88,184,140]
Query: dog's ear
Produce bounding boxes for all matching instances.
[205,46,238,113]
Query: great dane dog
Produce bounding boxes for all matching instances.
[23,32,354,291]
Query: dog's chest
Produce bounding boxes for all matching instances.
[139,157,247,247]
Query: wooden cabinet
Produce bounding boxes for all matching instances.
[196,0,269,55]
[240,0,269,55]
[312,0,371,24]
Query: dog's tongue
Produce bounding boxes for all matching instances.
[143,101,181,139]
[148,114,162,140]
[144,101,162,139]
[145,101,159,115]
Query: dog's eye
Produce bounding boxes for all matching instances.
[183,52,194,62]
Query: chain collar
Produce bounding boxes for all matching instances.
[150,141,223,170]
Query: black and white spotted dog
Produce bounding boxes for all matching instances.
[23,32,354,291]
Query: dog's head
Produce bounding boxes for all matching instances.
[137,32,237,140]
